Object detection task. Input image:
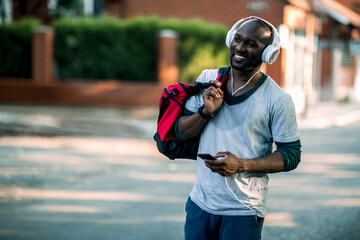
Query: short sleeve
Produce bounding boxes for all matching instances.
[270,94,300,143]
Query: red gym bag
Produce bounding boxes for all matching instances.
[153,66,230,160]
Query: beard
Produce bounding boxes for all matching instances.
[230,54,263,71]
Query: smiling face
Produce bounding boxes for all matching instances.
[230,19,273,72]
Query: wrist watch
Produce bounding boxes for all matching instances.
[198,105,213,120]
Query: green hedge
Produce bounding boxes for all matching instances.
[53,17,159,81]
[160,18,229,83]
[53,16,229,83]
[0,18,41,78]
[0,16,228,83]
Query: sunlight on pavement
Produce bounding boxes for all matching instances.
[0,136,162,158]
[16,153,156,167]
[1,186,183,203]
[129,172,195,183]
[303,153,360,164]
[299,110,360,129]
[28,204,104,213]
[0,167,35,176]
[264,212,297,227]
[322,198,360,207]
[292,153,360,178]
[0,112,60,127]
[17,214,186,225]
[299,187,360,196]
[0,136,165,169]
[101,156,155,166]
[0,136,67,149]
[19,154,98,166]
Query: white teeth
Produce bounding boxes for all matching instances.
[234,55,245,61]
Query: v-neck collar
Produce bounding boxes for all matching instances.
[222,73,268,105]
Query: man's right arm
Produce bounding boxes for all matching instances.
[177,109,212,139]
[177,82,224,139]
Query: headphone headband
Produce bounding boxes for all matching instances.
[225,16,280,64]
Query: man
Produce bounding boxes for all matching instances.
[176,16,301,240]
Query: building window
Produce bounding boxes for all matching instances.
[352,3,360,15]
[0,0,12,23]
[246,0,269,13]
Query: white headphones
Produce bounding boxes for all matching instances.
[225,16,280,64]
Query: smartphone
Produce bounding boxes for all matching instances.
[198,153,217,160]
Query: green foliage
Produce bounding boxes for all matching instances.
[1,16,228,82]
[0,18,41,78]
[53,16,159,81]
[53,16,228,82]
[181,44,228,83]
[159,18,229,83]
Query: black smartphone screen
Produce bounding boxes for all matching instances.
[198,153,217,160]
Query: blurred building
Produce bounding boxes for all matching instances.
[3,0,360,112]
[101,0,360,113]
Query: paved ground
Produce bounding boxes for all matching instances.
[0,103,359,240]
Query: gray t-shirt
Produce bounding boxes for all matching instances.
[185,69,300,217]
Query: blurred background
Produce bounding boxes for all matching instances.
[0,0,360,240]
[1,0,360,110]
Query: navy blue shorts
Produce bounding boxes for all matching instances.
[185,197,264,240]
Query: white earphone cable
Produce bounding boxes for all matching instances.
[231,64,266,96]
[225,176,260,215]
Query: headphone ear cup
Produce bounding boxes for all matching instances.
[261,45,280,64]
[226,30,235,48]
[269,49,280,64]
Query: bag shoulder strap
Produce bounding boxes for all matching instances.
[218,66,231,75]
[189,66,231,96]
[216,66,231,84]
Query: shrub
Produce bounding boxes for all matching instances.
[160,18,228,82]
[53,16,229,82]
[1,16,228,82]
[53,16,159,81]
[0,18,41,78]
[181,43,228,83]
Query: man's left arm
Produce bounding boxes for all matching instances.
[274,139,302,171]
[203,140,301,176]
[204,92,302,176]
[203,151,285,176]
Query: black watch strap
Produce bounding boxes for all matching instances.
[198,105,213,120]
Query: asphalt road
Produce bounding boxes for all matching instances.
[0,107,359,240]
[263,123,360,240]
